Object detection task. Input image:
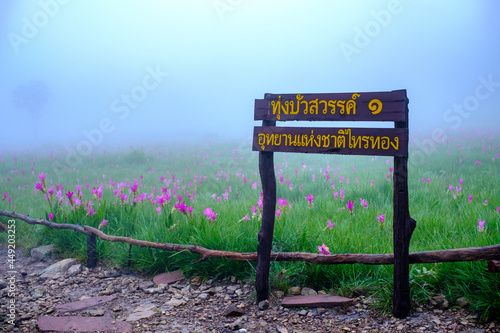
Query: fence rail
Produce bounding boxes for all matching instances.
[2,209,499,266]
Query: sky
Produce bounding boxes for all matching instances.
[1,0,500,153]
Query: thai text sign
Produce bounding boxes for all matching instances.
[253,127,408,157]
[254,89,408,122]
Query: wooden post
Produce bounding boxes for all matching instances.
[87,233,98,269]
[255,119,277,303]
[392,99,415,318]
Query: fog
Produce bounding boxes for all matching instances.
[1,0,499,153]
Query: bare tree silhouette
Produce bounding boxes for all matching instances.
[13,81,50,141]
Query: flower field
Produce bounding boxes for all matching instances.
[1,129,500,318]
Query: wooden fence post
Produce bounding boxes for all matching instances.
[87,233,98,269]
[255,119,277,303]
[392,101,415,318]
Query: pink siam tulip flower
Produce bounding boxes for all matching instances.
[250,205,258,218]
[156,206,162,216]
[239,214,250,222]
[371,180,375,186]
[318,244,331,255]
[346,200,354,214]
[484,200,488,205]
[299,185,303,192]
[203,207,217,222]
[334,192,338,200]
[35,182,45,193]
[38,173,45,183]
[477,220,485,233]
[48,213,55,221]
[468,195,473,203]
[448,185,454,192]
[459,179,463,186]
[289,183,293,191]
[98,219,108,230]
[66,191,74,206]
[2,193,8,201]
[304,194,314,209]
[326,220,336,229]
[120,194,128,205]
[275,210,281,219]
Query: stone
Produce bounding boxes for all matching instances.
[276,326,289,333]
[273,290,285,299]
[258,300,269,310]
[89,309,105,316]
[281,295,353,308]
[456,297,469,307]
[153,270,185,285]
[31,244,57,261]
[56,296,117,313]
[298,309,308,316]
[165,298,186,307]
[126,304,158,322]
[67,264,82,276]
[139,281,155,290]
[31,286,46,299]
[37,315,132,332]
[39,258,78,279]
[223,305,245,317]
[229,318,243,330]
[288,286,301,295]
[301,287,317,296]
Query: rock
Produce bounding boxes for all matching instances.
[165,299,186,307]
[56,296,118,313]
[31,244,57,261]
[282,295,353,308]
[429,294,449,309]
[153,270,185,285]
[198,292,210,301]
[31,286,46,299]
[288,286,301,295]
[456,297,469,307]
[190,276,202,285]
[39,258,78,279]
[229,318,243,330]
[223,305,245,317]
[126,304,158,322]
[139,281,155,290]
[88,309,105,316]
[258,300,269,310]
[37,315,132,332]
[67,264,82,276]
[298,309,308,316]
[276,326,289,333]
[273,290,284,299]
[301,287,317,296]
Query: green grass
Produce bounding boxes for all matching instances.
[1,130,499,319]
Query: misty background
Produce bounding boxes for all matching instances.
[1,0,499,152]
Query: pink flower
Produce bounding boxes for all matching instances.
[275,210,281,219]
[478,220,485,232]
[35,182,45,192]
[156,206,162,216]
[484,200,488,205]
[239,214,250,222]
[98,219,108,229]
[360,198,368,209]
[48,213,55,220]
[346,200,354,214]
[377,214,385,229]
[326,220,336,229]
[304,194,314,209]
[459,179,463,186]
[318,244,331,255]
[38,173,45,182]
[448,185,454,192]
[370,180,375,186]
[497,207,500,214]
[203,207,217,222]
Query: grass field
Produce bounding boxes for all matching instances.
[1,129,499,319]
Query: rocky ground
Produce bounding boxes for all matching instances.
[0,245,499,333]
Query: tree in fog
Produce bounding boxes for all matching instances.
[12,81,50,141]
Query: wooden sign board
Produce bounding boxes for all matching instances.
[253,127,408,157]
[253,89,413,319]
[254,89,407,122]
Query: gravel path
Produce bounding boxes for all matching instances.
[1,246,498,333]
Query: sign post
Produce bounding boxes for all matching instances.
[252,89,414,318]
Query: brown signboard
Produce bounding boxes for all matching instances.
[254,89,408,122]
[252,126,408,157]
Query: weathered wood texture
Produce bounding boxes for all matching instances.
[488,260,500,273]
[0,210,91,235]
[254,89,408,122]
[392,105,413,319]
[253,126,408,157]
[255,120,277,303]
[1,210,498,265]
[87,234,98,268]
